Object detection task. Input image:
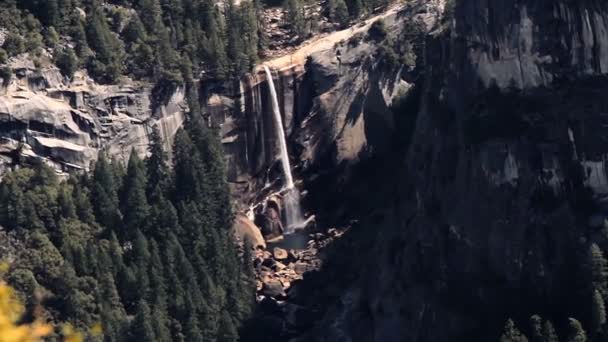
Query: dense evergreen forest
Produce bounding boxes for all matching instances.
[0,110,254,341]
[0,0,390,85]
[0,0,263,83]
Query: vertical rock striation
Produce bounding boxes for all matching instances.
[301,1,608,341]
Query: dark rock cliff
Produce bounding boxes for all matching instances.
[287,0,608,341]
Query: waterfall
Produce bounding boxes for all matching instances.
[263,65,303,233]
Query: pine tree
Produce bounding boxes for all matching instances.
[185,312,204,342]
[284,0,306,39]
[85,0,125,82]
[131,300,156,342]
[543,320,559,342]
[71,181,96,225]
[529,315,544,342]
[566,318,587,342]
[69,13,90,58]
[139,0,163,35]
[0,180,25,230]
[348,0,364,19]
[92,154,121,231]
[588,243,608,296]
[241,1,259,69]
[97,271,127,336]
[150,187,180,240]
[57,186,76,219]
[165,233,187,320]
[218,311,239,342]
[122,14,147,44]
[592,289,607,333]
[172,129,205,204]
[330,0,349,28]
[54,47,78,78]
[199,270,222,339]
[121,150,150,238]
[500,319,529,342]
[146,126,169,196]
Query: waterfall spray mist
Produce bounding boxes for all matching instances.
[263,65,303,233]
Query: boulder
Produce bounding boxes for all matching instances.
[273,247,288,260]
[273,261,287,271]
[258,207,284,240]
[293,262,311,275]
[288,249,299,260]
[233,215,266,249]
[262,279,287,298]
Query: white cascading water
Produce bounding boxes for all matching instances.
[263,65,303,233]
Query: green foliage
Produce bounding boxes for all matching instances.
[543,321,560,342]
[284,0,306,39]
[44,27,60,48]
[0,66,11,86]
[500,319,529,342]
[0,49,7,64]
[592,289,606,333]
[368,19,387,41]
[567,318,588,342]
[0,0,263,82]
[3,33,26,57]
[0,113,252,341]
[588,243,608,297]
[54,47,79,79]
[329,0,350,28]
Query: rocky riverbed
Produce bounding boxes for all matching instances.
[245,226,348,339]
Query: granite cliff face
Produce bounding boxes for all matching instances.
[0,56,185,174]
[296,0,608,341]
[212,5,417,207]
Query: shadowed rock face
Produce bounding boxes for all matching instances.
[296,1,608,341]
[0,58,185,174]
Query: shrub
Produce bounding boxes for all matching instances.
[54,48,79,79]
[2,33,25,57]
[0,66,12,86]
[0,49,7,64]
[368,19,388,41]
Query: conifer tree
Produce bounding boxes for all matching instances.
[72,181,96,225]
[131,300,156,342]
[543,320,559,342]
[122,14,147,44]
[150,187,180,240]
[218,311,239,342]
[529,315,544,342]
[139,0,163,35]
[284,0,306,39]
[500,319,529,342]
[0,181,26,230]
[85,0,125,82]
[121,150,151,238]
[98,271,127,336]
[588,243,608,296]
[592,289,607,333]
[566,318,587,342]
[330,0,350,28]
[185,312,204,342]
[146,126,169,195]
[165,233,187,320]
[54,47,78,79]
[92,154,121,232]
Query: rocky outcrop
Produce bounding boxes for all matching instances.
[0,55,186,174]
[233,215,267,249]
